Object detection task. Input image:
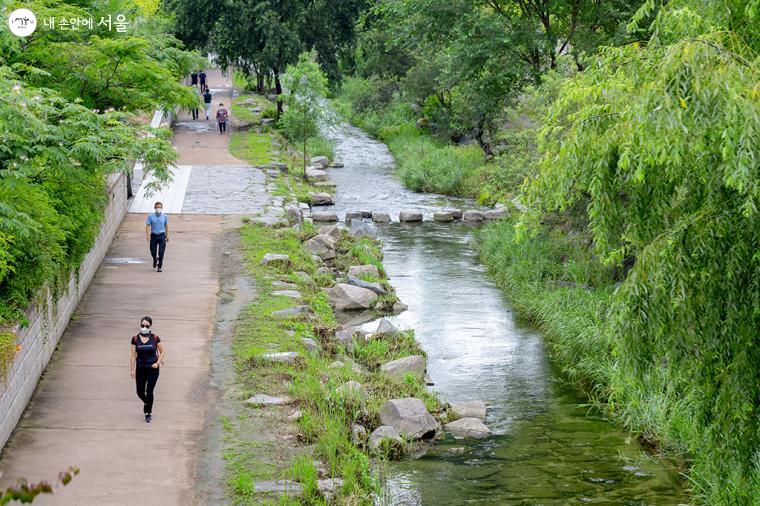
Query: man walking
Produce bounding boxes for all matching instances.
[216,103,229,134]
[199,69,207,89]
[145,202,169,272]
[203,87,212,120]
[190,70,198,87]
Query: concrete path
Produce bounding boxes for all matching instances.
[0,69,254,504]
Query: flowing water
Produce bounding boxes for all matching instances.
[316,123,688,505]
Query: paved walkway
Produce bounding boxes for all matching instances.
[0,69,258,504]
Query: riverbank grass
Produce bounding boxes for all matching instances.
[224,222,439,504]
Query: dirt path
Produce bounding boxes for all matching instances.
[0,69,252,504]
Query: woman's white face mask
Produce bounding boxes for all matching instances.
[140,326,151,334]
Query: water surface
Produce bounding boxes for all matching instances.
[316,123,688,505]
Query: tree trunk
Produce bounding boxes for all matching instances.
[256,73,264,94]
[475,115,494,159]
[273,68,283,117]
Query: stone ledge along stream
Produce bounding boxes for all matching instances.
[313,121,688,504]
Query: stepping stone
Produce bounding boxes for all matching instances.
[272,290,302,299]
[462,210,484,222]
[433,212,454,222]
[246,394,291,406]
[258,351,300,364]
[484,208,507,220]
[253,480,303,496]
[272,306,309,319]
[450,400,487,421]
[261,253,290,266]
[399,210,423,222]
[372,212,391,223]
[312,211,339,222]
[272,281,298,289]
[445,417,491,439]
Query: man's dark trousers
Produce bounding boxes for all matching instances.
[150,232,166,268]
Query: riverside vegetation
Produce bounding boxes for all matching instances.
[223,71,447,504]
[0,0,199,376]
[331,1,760,503]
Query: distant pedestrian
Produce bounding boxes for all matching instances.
[145,201,169,272]
[199,69,207,89]
[191,85,200,120]
[216,103,228,134]
[130,316,165,423]
[203,87,212,120]
[190,70,198,87]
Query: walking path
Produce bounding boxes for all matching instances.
[0,69,263,504]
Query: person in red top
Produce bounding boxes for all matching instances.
[216,103,228,134]
[129,316,165,423]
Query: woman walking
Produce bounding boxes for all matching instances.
[130,316,165,423]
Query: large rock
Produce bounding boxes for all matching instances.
[380,355,425,380]
[379,398,438,439]
[349,221,377,239]
[445,417,491,439]
[312,211,339,222]
[351,423,368,445]
[306,167,329,182]
[304,235,337,260]
[309,155,330,168]
[301,337,321,355]
[368,426,404,449]
[309,192,334,205]
[399,210,423,222]
[375,318,401,335]
[317,478,343,502]
[347,275,386,295]
[285,204,303,224]
[318,224,346,240]
[372,212,391,224]
[348,265,379,278]
[450,400,487,421]
[326,283,378,310]
[462,210,485,222]
[334,328,356,351]
[450,209,463,220]
[433,211,454,222]
[334,380,365,403]
[261,253,290,266]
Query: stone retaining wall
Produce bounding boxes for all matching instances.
[0,171,128,449]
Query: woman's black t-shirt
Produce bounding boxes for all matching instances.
[131,333,160,368]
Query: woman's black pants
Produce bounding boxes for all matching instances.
[135,367,160,414]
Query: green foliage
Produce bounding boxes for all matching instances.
[0,1,191,326]
[523,1,760,502]
[1,466,79,504]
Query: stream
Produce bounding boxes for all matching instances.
[315,122,688,505]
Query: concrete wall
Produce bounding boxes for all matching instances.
[0,172,128,449]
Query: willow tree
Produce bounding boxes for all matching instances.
[526,0,759,501]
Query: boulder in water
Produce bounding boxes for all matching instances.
[379,398,438,439]
[462,210,484,222]
[380,355,426,380]
[445,417,491,439]
[433,211,454,222]
[449,400,487,421]
[326,283,378,310]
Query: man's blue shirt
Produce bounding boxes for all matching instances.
[146,213,168,234]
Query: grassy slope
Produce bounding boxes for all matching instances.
[223,84,442,504]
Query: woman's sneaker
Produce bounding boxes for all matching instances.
[145,413,152,423]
